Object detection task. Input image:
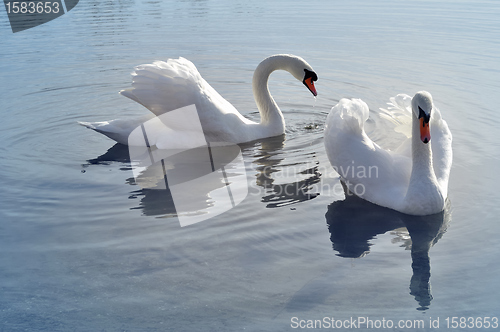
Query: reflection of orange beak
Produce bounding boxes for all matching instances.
[420,118,431,144]
[304,77,317,96]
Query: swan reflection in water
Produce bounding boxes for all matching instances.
[84,133,321,221]
[85,143,176,216]
[241,134,321,208]
[326,187,451,310]
[87,140,249,226]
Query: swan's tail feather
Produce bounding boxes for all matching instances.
[78,121,97,130]
[79,120,129,145]
[79,117,154,146]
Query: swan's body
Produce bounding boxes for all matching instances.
[324,92,452,216]
[80,55,317,147]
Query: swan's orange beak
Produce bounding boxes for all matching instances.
[304,77,317,96]
[420,117,431,144]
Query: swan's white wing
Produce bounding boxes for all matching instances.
[120,58,202,117]
[379,94,413,139]
[325,98,411,210]
[120,58,246,128]
[430,105,452,198]
[116,57,259,143]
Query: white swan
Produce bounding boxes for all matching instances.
[324,91,452,216]
[79,55,318,146]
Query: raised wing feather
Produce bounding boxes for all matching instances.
[120,57,240,120]
[120,58,204,117]
[379,94,413,138]
[119,57,254,142]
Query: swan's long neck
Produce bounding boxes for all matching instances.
[252,56,289,135]
[404,113,444,214]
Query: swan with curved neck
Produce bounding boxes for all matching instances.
[79,55,318,146]
[324,91,452,216]
[252,55,318,137]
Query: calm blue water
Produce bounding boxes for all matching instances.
[1,1,499,331]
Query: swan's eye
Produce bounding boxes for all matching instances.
[418,106,431,123]
[304,68,318,82]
